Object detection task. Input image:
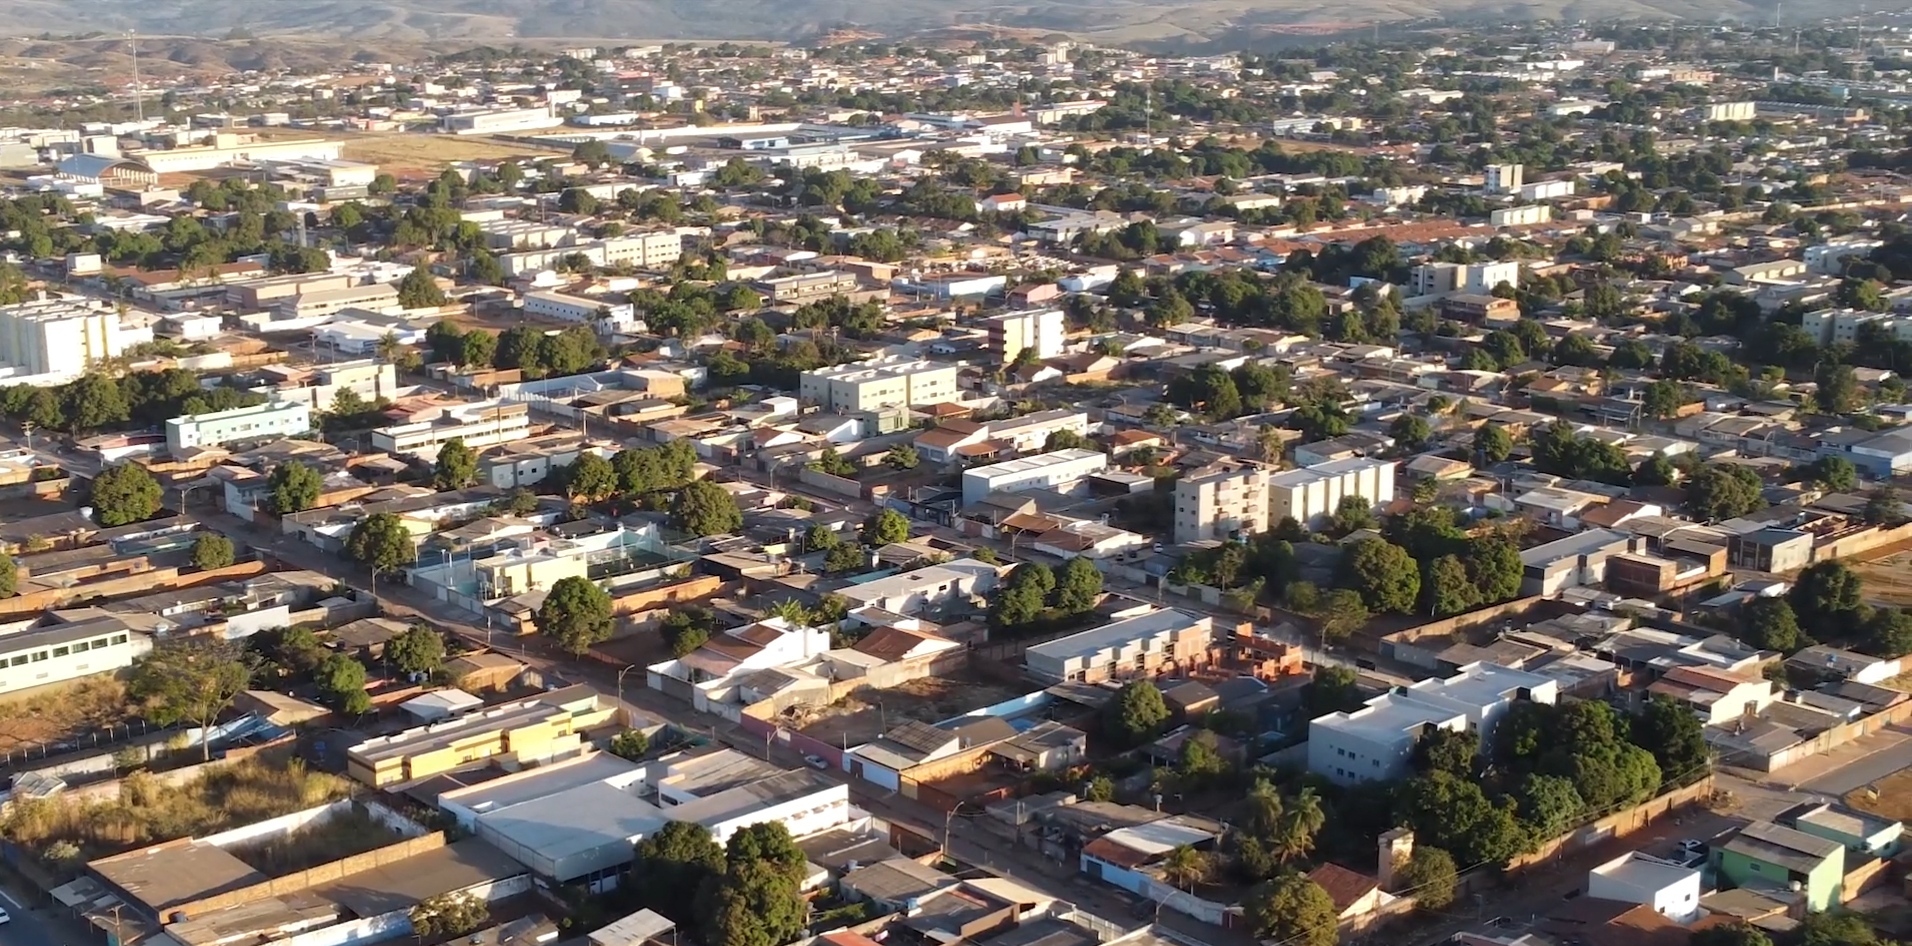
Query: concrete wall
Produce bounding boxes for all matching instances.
[1506,777,1717,872]
[172,831,450,917]
[799,467,863,499]
[1381,596,1551,669]
[1744,697,1912,773]
[0,560,269,618]
[1811,521,1912,565]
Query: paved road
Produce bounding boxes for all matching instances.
[1790,727,1912,796]
[0,880,71,946]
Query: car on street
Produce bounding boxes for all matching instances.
[0,905,13,924]
[803,754,829,770]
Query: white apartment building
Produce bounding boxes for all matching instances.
[280,283,401,320]
[1174,462,1270,545]
[1025,609,1214,684]
[0,298,129,379]
[1267,457,1396,530]
[477,219,575,251]
[370,400,532,461]
[0,619,150,696]
[268,359,399,413]
[961,448,1108,505]
[1515,179,1576,202]
[986,309,1066,363]
[166,401,313,456]
[1807,240,1883,275]
[1409,261,1520,297]
[799,359,959,414]
[1491,204,1553,227]
[1800,308,1910,346]
[987,409,1089,454]
[523,290,639,332]
[1703,101,1757,122]
[1484,163,1525,194]
[1308,662,1558,786]
[498,233,683,276]
[442,106,563,135]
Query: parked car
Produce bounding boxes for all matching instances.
[0,905,12,925]
[803,754,829,770]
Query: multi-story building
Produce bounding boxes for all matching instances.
[475,219,575,251]
[985,309,1066,363]
[226,271,355,310]
[1801,308,1894,346]
[1266,457,1396,531]
[346,685,615,786]
[166,401,313,457]
[523,290,639,332]
[279,283,401,320]
[1308,662,1558,786]
[497,233,683,277]
[0,298,129,379]
[1024,608,1215,684]
[370,400,532,461]
[441,106,563,135]
[961,448,1108,505]
[1484,163,1524,194]
[1702,101,1757,122]
[987,409,1089,454]
[1409,261,1520,297]
[750,270,871,305]
[266,359,399,413]
[799,359,959,413]
[0,617,149,697]
[1174,461,1270,544]
[1490,204,1553,227]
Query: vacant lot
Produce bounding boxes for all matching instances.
[338,133,566,177]
[792,673,1029,747]
[1847,767,1912,823]
[1850,551,1912,609]
[228,806,398,875]
[0,676,136,756]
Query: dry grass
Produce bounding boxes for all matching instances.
[1846,766,1912,823]
[227,807,398,875]
[1850,551,1912,609]
[1,756,354,860]
[335,133,566,176]
[0,677,134,752]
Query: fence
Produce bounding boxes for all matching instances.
[1379,595,1553,669]
[1505,776,1717,872]
[1744,696,1912,773]
[799,467,864,499]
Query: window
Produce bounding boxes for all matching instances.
[8,655,24,667]
[52,646,69,657]
[30,651,46,662]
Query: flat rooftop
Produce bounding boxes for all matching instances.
[1592,852,1698,891]
[313,838,524,916]
[655,748,783,797]
[477,780,668,864]
[966,448,1104,478]
[1026,608,1207,663]
[91,841,268,914]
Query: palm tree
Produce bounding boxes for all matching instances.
[1244,779,1284,836]
[376,330,402,366]
[1271,788,1326,864]
[1162,844,1209,891]
[766,598,813,626]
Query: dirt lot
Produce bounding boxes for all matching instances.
[1847,767,1912,822]
[336,132,567,177]
[0,677,137,756]
[1850,550,1912,608]
[793,673,1030,748]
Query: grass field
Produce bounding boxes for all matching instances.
[0,677,134,755]
[1848,767,1912,823]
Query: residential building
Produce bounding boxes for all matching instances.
[986,309,1066,363]
[482,434,594,489]
[1266,457,1396,531]
[1484,163,1525,194]
[750,270,870,305]
[1586,853,1703,922]
[832,559,1002,615]
[1519,528,1634,596]
[226,271,355,310]
[987,409,1090,455]
[265,359,399,413]
[1713,821,1845,912]
[1409,261,1520,297]
[1174,461,1270,544]
[524,290,639,332]
[345,685,615,787]
[800,360,959,413]
[1778,801,1904,860]
[1726,527,1813,574]
[370,400,532,461]
[0,617,148,696]
[0,298,129,379]
[165,401,313,456]
[1785,646,1903,686]
[1307,662,1559,786]
[1024,608,1215,684]
[961,448,1108,505]
[280,283,401,320]
[473,541,591,600]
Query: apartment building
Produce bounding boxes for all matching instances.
[0,298,129,378]
[483,434,593,489]
[226,271,354,310]
[476,219,574,251]
[988,409,1089,454]
[1410,261,1521,297]
[166,401,313,456]
[799,359,959,413]
[1484,163,1524,194]
[1174,461,1271,544]
[523,290,639,332]
[1266,457,1396,531]
[751,270,872,305]
[0,617,149,697]
[280,283,401,320]
[1308,662,1558,786]
[346,685,615,787]
[986,309,1066,363]
[961,448,1108,505]
[497,234,683,277]
[370,400,532,460]
[1024,608,1214,684]
[266,359,398,413]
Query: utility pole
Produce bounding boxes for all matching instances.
[129,31,145,122]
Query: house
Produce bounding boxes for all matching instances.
[1646,666,1775,726]
[1079,815,1225,911]
[987,720,1088,772]
[1308,662,1559,786]
[1586,853,1703,922]
[1306,863,1399,927]
[1785,646,1903,686]
[1777,801,1904,860]
[646,616,832,695]
[1727,528,1814,574]
[1713,821,1845,912]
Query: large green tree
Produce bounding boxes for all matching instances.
[345,512,416,577]
[861,508,910,546]
[1790,561,1868,630]
[1242,872,1338,946]
[1685,464,1766,521]
[386,625,447,676]
[632,822,725,922]
[1338,538,1421,614]
[536,575,616,654]
[434,437,479,490]
[671,480,743,536]
[1632,696,1712,789]
[267,460,323,513]
[1103,679,1170,748]
[127,638,254,759]
[1054,556,1103,614]
[90,462,162,526]
[191,534,235,571]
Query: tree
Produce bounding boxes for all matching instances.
[1477,423,1513,463]
[884,444,920,470]
[1632,696,1711,788]
[1635,453,1679,487]
[536,576,615,655]
[1642,380,1686,420]
[395,267,447,309]
[633,822,725,921]
[701,859,807,946]
[1391,846,1459,909]
[1412,726,1478,778]
[62,372,129,433]
[127,638,253,760]
[1689,925,1775,946]
[1790,561,1868,629]
[1242,872,1338,946]
[346,513,415,576]
[386,625,446,676]
[267,461,323,513]
[989,561,1054,631]
[1685,464,1766,521]
[824,542,868,575]
[1513,773,1585,839]
[808,447,856,477]
[563,452,618,502]
[1422,554,1480,618]
[1045,429,1095,452]
[1395,771,1530,868]
[90,463,162,526]
[1389,413,1431,452]
[1270,787,1326,864]
[1797,912,1879,946]
[1306,665,1364,717]
[663,608,714,657]
[1868,485,1906,525]
[1338,538,1421,614]
[1104,680,1170,748]
[1331,494,1376,534]
[0,550,14,598]
[1864,608,1912,659]
[433,437,479,490]
[190,533,235,571]
[1163,845,1210,890]
[1054,556,1103,614]
[1806,455,1858,492]
[409,893,488,940]
[315,652,371,714]
[460,329,498,368]
[1816,362,1862,414]
[861,509,910,546]
[1743,596,1802,651]
[671,480,742,536]
[1318,588,1371,643]
[804,523,841,552]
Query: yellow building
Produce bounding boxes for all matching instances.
[474,545,591,600]
[345,685,614,787]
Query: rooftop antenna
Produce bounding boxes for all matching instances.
[128,30,144,122]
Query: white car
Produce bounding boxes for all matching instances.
[0,905,12,924]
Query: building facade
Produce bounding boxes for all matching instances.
[166,401,313,456]
[0,299,128,378]
[1308,662,1558,786]
[986,309,1066,363]
[961,448,1108,505]
[799,360,960,413]
[1266,458,1396,531]
[1174,462,1270,544]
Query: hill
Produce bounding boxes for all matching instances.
[0,0,1899,48]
